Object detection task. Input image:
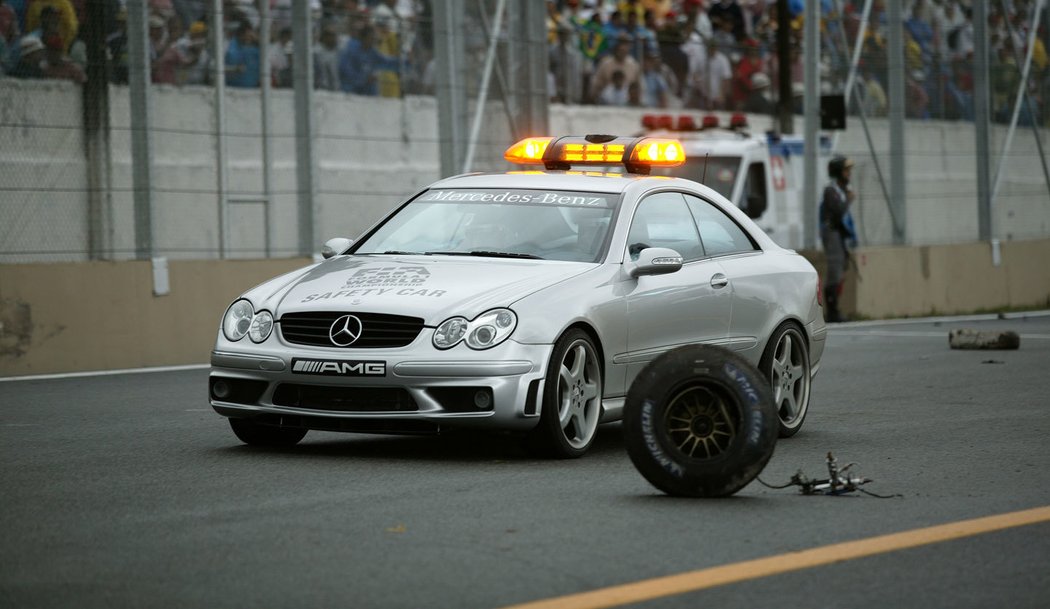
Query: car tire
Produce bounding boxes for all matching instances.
[758,322,812,438]
[229,418,308,447]
[622,345,778,497]
[527,329,603,459]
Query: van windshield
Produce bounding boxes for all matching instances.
[652,156,740,200]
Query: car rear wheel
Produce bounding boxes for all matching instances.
[229,418,308,447]
[623,344,778,497]
[527,329,603,459]
[759,322,812,438]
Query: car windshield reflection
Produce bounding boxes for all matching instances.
[354,189,618,263]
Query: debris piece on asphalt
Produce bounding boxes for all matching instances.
[982,359,1006,365]
[948,328,1020,350]
[757,452,901,498]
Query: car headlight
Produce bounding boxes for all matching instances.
[249,310,274,343]
[222,299,255,342]
[433,317,469,349]
[433,309,517,350]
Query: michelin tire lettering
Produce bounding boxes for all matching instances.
[724,361,765,445]
[641,399,684,478]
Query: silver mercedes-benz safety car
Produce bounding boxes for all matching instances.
[209,135,826,458]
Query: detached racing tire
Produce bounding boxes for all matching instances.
[229,418,308,447]
[623,345,778,497]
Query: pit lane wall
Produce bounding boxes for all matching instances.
[0,258,310,376]
[2,240,1049,376]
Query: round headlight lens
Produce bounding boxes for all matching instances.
[249,310,274,343]
[222,299,254,342]
[433,317,469,349]
[465,309,517,350]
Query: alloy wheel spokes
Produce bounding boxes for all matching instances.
[558,340,600,447]
[773,330,809,425]
[665,386,738,459]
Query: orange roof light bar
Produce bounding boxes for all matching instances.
[503,135,686,173]
[503,137,553,164]
[562,142,626,163]
[630,138,685,167]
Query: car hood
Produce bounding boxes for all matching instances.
[248,255,596,324]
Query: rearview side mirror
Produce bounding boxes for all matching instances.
[628,247,683,278]
[321,237,354,259]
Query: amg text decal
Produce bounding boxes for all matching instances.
[291,359,387,377]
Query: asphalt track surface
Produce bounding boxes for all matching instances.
[2,313,1049,609]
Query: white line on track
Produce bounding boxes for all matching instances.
[831,330,1050,339]
[832,309,1050,328]
[0,363,208,383]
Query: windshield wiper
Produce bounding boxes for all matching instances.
[377,250,425,255]
[427,250,544,260]
[470,250,544,259]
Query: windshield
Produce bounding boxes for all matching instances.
[354,189,619,262]
[652,156,741,200]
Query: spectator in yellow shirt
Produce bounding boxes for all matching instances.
[25,0,75,52]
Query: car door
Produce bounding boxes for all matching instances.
[683,193,768,360]
[621,191,733,385]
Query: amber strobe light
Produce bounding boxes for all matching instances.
[503,136,685,172]
[503,137,553,164]
[630,139,685,167]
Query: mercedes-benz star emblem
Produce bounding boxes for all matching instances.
[329,314,363,347]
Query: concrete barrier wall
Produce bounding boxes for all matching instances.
[3,240,1048,377]
[849,239,1050,318]
[0,258,309,376]
[4,79,1049,264]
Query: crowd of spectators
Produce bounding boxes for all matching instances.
[547,0,1050,125]
[0,0,1047,126]
[0,0,430,93]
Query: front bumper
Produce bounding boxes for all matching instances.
[806,317,828,377]
[209,337,553,434]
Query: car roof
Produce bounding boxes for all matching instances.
[427,170,699,195]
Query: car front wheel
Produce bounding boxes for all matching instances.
[528,329,603,458]
[229,418,308,447]
[759,322,812,438]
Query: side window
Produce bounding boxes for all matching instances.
[684,194,759,256]
[627,192,704,262]
[743,162,767,219]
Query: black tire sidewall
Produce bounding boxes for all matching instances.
[229,418,308,447]
[623,345,778,497]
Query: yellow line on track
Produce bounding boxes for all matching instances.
[500,506,1050,609]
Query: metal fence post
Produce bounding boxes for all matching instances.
[522,0,549,137]
[83,0,112,260]
[293,0,316,255]
[127,0,154,260]
[887,0,907,245]
[802,0,819,250]
[973,1,992,242]
[434,0,467,177]
[211,0,229,259]
[260,0,274,257]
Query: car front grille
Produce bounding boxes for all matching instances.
[279,311,424,348]
[272,384,418,412]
